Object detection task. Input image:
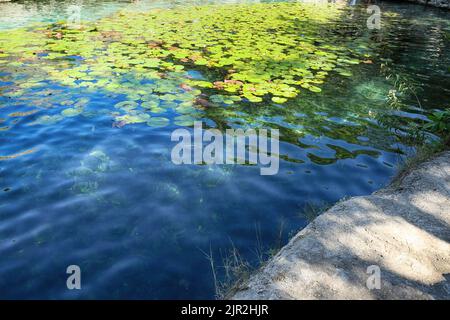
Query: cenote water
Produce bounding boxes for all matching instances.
[0,0,449,299]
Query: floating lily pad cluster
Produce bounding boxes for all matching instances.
[0,3,444,166]
[93,3,366,103]
[0,2,374,130]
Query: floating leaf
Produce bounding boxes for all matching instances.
[114,101,138,111]
[147,117,170,128]
[141,101,160,110]
[29,115,63,126]
[62,108,82,117]
[115,113,150,124]
[272,97,287,104]
[174,115,196,126]
[308,86,322,93]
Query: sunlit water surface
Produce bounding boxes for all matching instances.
[0,0,449,299]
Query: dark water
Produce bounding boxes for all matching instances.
[0,0,449,299]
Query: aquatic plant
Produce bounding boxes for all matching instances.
[0,3,372,128]
[423,108,450,145]
[1,3,422,166]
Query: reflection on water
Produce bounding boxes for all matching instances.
[0,0,449,299]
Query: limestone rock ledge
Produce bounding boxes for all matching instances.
[233,152,450,300]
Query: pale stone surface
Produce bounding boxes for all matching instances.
[233,152,450,300]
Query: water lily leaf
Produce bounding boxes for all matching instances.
[338,71,352,77]
[143,58,161,68]
[174,115,196,126]
[116,113,150,124]
[146,117,170,128]
[280,91,298,98]
[308,86,322,93]
[115,101,138,111]
[161,101,179,109]
[61,100,76,106]
[272,97,287,104]
[244,94,263,103]
[160,94,177,101]
[62,108,83,117]
[229,96,242,102]
[141,101,160,109]
[150,106,166,113]
[29,115,63,126]
[175,104,197,114]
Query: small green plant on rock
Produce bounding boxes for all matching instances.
[423,108,450,145]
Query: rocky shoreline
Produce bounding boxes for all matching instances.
[233,151,450,299]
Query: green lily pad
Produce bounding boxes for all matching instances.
[272,97,287,104]
[308,86,322,93]
[62,108,83,117]
[141,101,160,110]
[29,115,63,126]
[116,113,150,124]
[174,115,196,126]
[115,101,138,111]
[146,117,170,128]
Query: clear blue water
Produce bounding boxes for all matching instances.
[0,0,449,299]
